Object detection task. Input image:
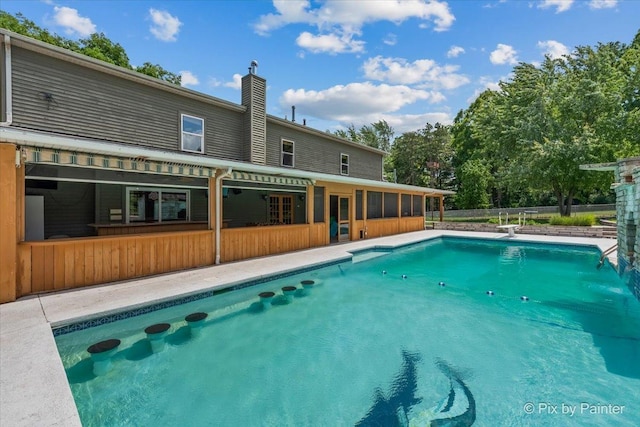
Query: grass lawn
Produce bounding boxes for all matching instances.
[440,210,616,226]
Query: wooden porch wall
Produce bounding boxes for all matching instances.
[364,217,424,238]
[399,216,425,233]
[309,223,328,247]
[366,218,400,238]
[221,224,315,262]
[17,230,214,296]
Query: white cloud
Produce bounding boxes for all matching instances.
[490,44,518,65]
[383,33,398,46]
[537,40,569,59]
[336,112,453,133]
[208,74,242,90]
[149,9,182,42]
[447,45,465,58]
[279,82,441,124]
[363,56,470,90]
[255,0,455,54]
[225,74,243,89]
[256,0,455,34]
[589,0,617,9]
[296,31,365,54]
[179,71,199,87]
[52,6,96,37]
[537,0,574,13]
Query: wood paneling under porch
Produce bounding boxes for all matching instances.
[365,217,425,238]
[17,230,214,296]
[221,224,326,262]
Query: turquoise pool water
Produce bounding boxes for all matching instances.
[55,237,640,426]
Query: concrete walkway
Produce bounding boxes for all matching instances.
[0,230,618,426]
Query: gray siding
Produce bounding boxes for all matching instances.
[0,39,5,121]
[265,122,383,180]
[10,44,385,181]
[11,47,244,160]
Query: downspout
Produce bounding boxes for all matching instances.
[215,167,233,264]
[0,34,13,127]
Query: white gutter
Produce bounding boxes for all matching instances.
[0,34,13,127]
[0,127,454,195]
[215,168,233,264]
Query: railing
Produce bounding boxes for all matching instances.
[597,244,618,269]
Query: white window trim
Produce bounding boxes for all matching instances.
[281,139,295,167]
[340,153,349,176]
[125,186,190,223]
[181,113,205,154]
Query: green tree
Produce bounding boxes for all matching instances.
[452,33,639,215]
[387,122,454,189]
[455,159,492,209]
[0,11,181,85]
[135,62,182,85]
[333,120,394,151]
[78,32,130,68]
[388,131,425,185]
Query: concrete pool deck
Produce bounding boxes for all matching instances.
[0,230,619,426]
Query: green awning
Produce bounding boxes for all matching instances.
[230,171,314,187]
[22,147,215,178]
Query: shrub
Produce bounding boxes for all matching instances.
[549,214,596,226]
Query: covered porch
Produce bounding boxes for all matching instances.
[0,133,449,302]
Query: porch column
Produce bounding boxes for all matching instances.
[439,195,444,222]
[208,177,216,261]
[0,144,18,303]
[306,184,314,223]
[362,190,367,238]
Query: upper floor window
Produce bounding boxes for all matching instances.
[181,114,204,153]
[282,139,294,167]
[340,153,349,176]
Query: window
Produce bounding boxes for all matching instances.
[367,191,382,219]
[314,187,325,223]
[181,114,204,153]
[355,190,363,220]
[412,195,424,217]
[127,187,189,223]
[401,194,412,217]
[384,193,398,217]
[281,140,294,167]
[340,153,349,176]
[268,195,293,224]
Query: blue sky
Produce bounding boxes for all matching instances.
[2,0,639,135]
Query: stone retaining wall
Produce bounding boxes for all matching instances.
[432,221,605,238]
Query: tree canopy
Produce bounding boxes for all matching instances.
[451,30,639,214]
[0,11,181,85]
[337,31,639,214]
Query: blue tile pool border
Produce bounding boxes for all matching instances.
[52,258,348,336]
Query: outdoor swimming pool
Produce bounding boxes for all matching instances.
[55,237,640,426]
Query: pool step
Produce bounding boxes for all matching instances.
[351,250,391,263]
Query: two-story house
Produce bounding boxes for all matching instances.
[0,30,453,303]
